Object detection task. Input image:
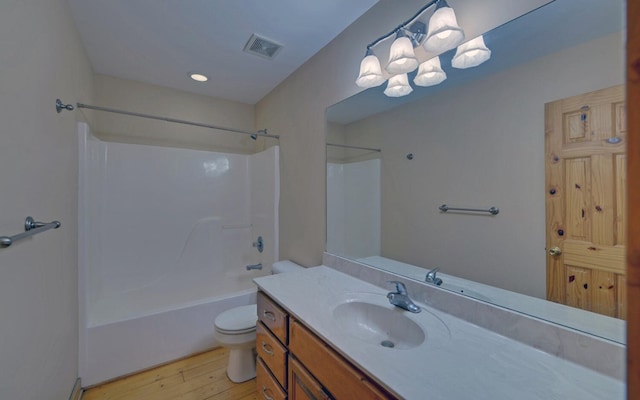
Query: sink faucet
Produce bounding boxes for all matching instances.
[425,267,443,286]
[246,263,262,271]
[386,281,421,313]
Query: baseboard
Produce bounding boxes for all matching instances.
[68,378,82,400]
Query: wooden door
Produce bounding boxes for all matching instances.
[545,84,626,319]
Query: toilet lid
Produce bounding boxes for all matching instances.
[215,304,257,333]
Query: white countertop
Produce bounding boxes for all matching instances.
[254,266,624,400]
[357,256,626,344]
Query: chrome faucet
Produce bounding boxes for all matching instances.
[387,281,421,313]
[246,263,262,271]
[426,267,443,286]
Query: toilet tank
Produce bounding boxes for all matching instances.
[272,260,304,274]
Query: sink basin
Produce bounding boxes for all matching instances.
[332,297,426,349]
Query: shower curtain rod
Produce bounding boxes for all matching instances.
[326,142,381,152]
[75,103,280,140]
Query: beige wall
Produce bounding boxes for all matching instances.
[0,0,94,398]
[256,0,551,267]
[93,75,257,153]
[342,32,624,297]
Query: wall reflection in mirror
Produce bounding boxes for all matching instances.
[326,0,626,344]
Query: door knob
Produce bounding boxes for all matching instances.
[549,246,562,256]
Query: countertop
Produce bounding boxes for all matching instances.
[254,266,624,400]
[357,255,626,345]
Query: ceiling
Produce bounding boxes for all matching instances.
[67,0,379,105]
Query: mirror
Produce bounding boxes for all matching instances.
[326,0,626,343]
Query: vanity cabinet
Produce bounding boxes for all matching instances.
[256,291,397,400]
[257,292,289,397]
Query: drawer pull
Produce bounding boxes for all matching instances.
[262,385,274,400]
[261,341,274,356]
[263,310,276,321]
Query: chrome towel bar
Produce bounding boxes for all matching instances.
[438,204,499,215]
[0,217,61,247]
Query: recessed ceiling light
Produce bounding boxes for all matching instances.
[190,73,208,82]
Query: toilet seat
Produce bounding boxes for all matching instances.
[215,304,257,334]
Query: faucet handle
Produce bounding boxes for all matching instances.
[387,280,408,295]
[426,267,440,280]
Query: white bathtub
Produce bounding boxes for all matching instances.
[82,288,257,386]
[77,123,279,386]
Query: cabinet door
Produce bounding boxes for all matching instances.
[289,321,393,399]
[289,356,331,400]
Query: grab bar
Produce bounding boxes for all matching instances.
[438,204,499,215]
[0,217,61,247]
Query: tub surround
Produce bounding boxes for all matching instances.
[254,266,624,399]
[78,126,280,386]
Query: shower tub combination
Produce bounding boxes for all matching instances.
[77,123,279,386]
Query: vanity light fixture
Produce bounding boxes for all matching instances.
[386,31,419,74]
[355,49,386,88]
[422,0,465,53]
[451,35,491,69]
[190,73,208,82]
[384,74,413,97]
[355,0,490,98]
[414,56,447,87]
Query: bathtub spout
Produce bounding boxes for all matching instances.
[246,263,262,271]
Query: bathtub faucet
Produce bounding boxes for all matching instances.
[246,263,262,271]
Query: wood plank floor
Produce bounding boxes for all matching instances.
[83,348,257,400]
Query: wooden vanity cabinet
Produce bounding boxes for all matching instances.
[256,292,289,395]
[256,291,397,400]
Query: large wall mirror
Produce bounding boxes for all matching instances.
[326,0,626,344]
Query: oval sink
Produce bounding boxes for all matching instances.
[332,300,426,349]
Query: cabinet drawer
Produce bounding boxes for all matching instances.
[258,292,288,344]
[257,321,288,388]
[290,321,392,400]
[257,357,287,400]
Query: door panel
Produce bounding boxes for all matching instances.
[545,84,626,319]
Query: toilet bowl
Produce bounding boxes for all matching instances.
[214,260,304,383]
[214,304,259,383]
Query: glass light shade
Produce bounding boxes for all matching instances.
[413,56,447,87]
[355,54,385,88]
[386,36,419,74]
[451,35,491,69]
[423,6,465,53]
[384,74,413,97]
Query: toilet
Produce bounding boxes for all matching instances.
[214,260,304,382]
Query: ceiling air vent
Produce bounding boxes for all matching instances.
[243,34,283,60]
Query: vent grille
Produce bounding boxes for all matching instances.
[243,34,283,59]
